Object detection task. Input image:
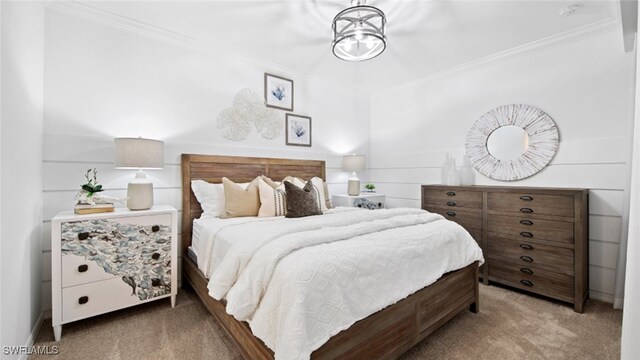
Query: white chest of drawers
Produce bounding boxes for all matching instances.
[51,205,178,341]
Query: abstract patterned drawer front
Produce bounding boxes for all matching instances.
[62,254,116,288]
[62,277,140,323]
[61,214,172,300]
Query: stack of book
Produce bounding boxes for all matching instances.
[74,202,115,215]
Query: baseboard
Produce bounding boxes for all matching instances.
[17,311,45,360]
[589,290,615,304]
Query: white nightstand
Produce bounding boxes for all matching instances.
[332,193,386,209]
[51,205,178,341]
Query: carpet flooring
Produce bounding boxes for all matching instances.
[31,284,621,360]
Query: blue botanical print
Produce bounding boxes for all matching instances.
[271,86,286,101]
[61,219,172,300]
[292,122,306,138]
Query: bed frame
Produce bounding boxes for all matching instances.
[181,154,479,359]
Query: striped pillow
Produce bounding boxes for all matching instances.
[258,177,286,217]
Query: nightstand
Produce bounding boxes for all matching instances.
[332,193,386,209]
[51,205,178,341]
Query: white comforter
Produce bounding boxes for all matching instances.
[206,208,484,360]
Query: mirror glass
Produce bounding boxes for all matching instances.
[486,126,529,161]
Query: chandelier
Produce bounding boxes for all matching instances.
[332,0,387,61]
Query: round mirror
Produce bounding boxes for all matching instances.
[486,126,529,161]
[465,104,558,181]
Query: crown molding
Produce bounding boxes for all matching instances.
[45,1,371,98]
[375,16,622,95]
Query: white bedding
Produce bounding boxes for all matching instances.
[201,207,484,360]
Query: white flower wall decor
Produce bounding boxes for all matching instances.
[217,88,282,141]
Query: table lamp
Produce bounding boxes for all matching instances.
[114,137,164,210]
[342,154,366,196]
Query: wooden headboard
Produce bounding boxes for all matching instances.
[180,154,326,255]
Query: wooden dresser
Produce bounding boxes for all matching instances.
[421,185,588,313]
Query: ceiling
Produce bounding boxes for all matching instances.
[88,0,620,93]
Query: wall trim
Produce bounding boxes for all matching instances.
[17,311,45,360]
[375,16,621,94]
[590,290,615,304]
[45,1,371,98]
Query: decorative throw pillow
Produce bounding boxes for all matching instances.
[323,181,333,209]
[258,177,287,217]
[191,180,249,218]
[284,181,322,218]
[293,177,329,213]
[222,177,260,218]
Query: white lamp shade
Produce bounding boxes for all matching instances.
[342,154,366,172]
[114,138,164,169]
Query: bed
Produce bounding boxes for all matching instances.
[181,154,482,360]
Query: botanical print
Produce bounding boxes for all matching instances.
[264,73,294,111]
[286,114,312,147]
[61,219,172,300]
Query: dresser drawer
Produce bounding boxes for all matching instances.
[488,237,573,275]
[487,192,574,218]
[425,206,482,231]
[422,188,483,210]
[62,254,116,288]
[488,260,574,302]
[62,277,140,323]
[487,214,574,244]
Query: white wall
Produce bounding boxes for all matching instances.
[1,1,45,357]
[40,7,370,313]
[621,6,639,358]
[369,29,636,304]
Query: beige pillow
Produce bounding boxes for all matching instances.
[222,177,260,218]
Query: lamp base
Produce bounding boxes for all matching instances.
[347,179,360,196]
[127,170,154,210]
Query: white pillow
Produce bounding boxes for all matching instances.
[309,177,329,213]
[258,178,287,217]
[191,180,248,218]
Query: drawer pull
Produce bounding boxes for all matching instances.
[78,264,88,273]
[520,268,534,275]
[78,232,89,240]
[520,219,534,226]
[446,191,456,196]
[78,296,89,305]
[152,252,161,260]
[520,195,534,201]
[151,278,161,287]
[520,208,534,213]
[520,243,534,250]
[446,201,456,207]
[152,225,160,232]
[520,280,534,287]
[520,255,534,263]
[520,231,534,238]
[446,211,456,217]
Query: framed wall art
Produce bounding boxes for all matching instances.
[285,114,311,147]
[264,73,294,111]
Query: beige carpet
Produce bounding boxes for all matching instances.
[31,284,621,360]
